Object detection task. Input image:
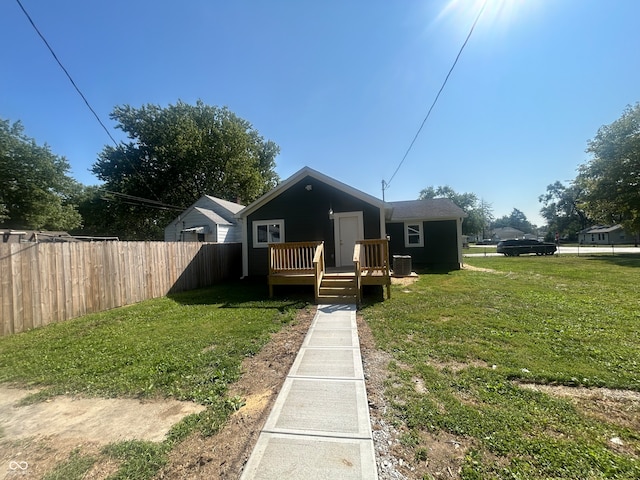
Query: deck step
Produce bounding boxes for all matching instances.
[317,275,357,303]
[316,295,357,304]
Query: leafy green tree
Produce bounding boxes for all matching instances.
[418,185,492,236]
[538,181,590,241]
[0,118,82,230]
[577,103,640,238]
[91,100,280,240]
[492,208,534,234]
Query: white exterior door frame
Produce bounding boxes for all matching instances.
[333,211,364,267]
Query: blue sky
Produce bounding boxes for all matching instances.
[2,0,638,226]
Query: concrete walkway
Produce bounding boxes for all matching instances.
[240,304,378,480]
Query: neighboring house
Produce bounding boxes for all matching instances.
[578,224,630,245]
[236,166,466,277]
[385,199,466,270]
[164,196,244,243]
[492,227,525,240]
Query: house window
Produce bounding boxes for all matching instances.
[404,222,424,247]
[253,220,284,248]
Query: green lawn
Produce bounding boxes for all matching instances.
[0,281,306,480]
[362,254,640,479]
[3,257,639,479]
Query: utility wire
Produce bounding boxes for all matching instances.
[15,0,119,147]
[384,0,488,192]
[15,0,173,207]
[100,190,183,211]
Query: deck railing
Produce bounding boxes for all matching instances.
[268,239,389,303]
[268,241,324,301]
[312,242,325,302]
[353,238,391,302]
[353,243,363,304]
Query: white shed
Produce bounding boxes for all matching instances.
[164,196,244,243]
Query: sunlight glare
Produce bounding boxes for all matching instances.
[434,0,541,40]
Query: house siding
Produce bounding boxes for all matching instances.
[218,224,243,243]
[164,196,243,243]
[579,226,632,245]
[387,219,460,270]
[164,208,214,242]
[246,175,382,276]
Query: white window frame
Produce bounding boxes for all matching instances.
[253,219,285,248]
[404,222,424,248]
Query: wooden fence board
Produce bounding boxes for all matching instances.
[0,242,241,336]
[1,246,14,335]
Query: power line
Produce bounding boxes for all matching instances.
[384,0,488,193]
[16,0,165,205]
[100,190,184,211]
[15,0,119,147]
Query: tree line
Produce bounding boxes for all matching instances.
[2,101,638,242]
[422,103,640,242]
[0,101,279,240]
[539,103,640,242]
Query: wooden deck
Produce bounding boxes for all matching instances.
[268,239,391,304]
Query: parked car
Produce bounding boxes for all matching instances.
[496,239,557,256]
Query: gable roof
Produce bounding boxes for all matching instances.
[387,198,466,221]
[167,195,245,227]
[580,224,623,234]
[202,195,245,216]
[237,166,387,218]
[193,206,233,226]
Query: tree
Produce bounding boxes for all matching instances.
[91,100,280,239]
[577,103,640,237]
[538,181,590,241]
[418,185,492,236]
[492,208,533,234]
[476,198,495,239]
[0,118,82,230]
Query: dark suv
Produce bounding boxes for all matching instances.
[496,239,557,256]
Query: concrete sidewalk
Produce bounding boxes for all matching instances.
[240,304,378,479]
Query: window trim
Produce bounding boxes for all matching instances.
[253,219,285,248]
[404,222,424,248]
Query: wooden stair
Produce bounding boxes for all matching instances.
[317,274,357,304]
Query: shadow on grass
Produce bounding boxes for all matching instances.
[412,266,459,275]
[167,279,309,311]
[580,253,640,268]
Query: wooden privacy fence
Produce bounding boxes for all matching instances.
[0,241,242,337]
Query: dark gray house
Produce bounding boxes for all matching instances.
[237,167,388,277]
[386,199,466,271]
[237,167,465,278]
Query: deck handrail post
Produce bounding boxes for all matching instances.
[313,242,325,303]
[353,243,362,304]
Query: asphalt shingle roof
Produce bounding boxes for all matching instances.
[387,198,466,221]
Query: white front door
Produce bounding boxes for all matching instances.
[334,212,364,267]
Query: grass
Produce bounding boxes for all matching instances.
[362,254,640,479]
[42,449,96,480]
[0,280,307,479]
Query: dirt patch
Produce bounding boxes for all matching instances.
[0,389,204,480]
[391,274,420,287]
[462,264,496,273]
[155,306,315,479]
[520,383,640,432]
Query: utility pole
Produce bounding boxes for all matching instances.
[381,180,386,202]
